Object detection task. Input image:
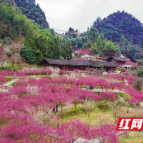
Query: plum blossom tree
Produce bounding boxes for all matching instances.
[99,92,116,101]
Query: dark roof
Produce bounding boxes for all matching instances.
[91,61,117,68]
[44,59,70,65]
[107,56,127,62]
[38,58,118,68]
[71,60,91,66]
[103,61,118,67]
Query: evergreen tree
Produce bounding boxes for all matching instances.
[62,42,73,60]
[87,27,98,44]
[53,37,61,59]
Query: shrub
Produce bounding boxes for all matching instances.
[0,64,19,71]
[6,52,12,57]
[117,67,126,72]
[116,93,131,100]
[137,68,143,79]
[96,100,109,110]
[79,99,95,113]
[130,66,137,71]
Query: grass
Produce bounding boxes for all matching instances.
[57,103,114,126]
[119,133,143,143]
[9,82,16,86]
[28,74,51,78]
[5,76,13,82]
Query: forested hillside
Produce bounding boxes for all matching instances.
[14,0,49,28]
[0,0,49,28]
[62,27,121,57]
[94,11,143,46]
[0,2,38,40]
[93,11,143,59]
[0,2,73,64]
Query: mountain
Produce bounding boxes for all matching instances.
[0,2,39,40]
[14,0,49,28]
[0,0,49,29]
[94,11,143,49]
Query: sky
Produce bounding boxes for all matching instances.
[36,0,143,33]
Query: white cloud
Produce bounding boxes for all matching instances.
[36,0,143,33]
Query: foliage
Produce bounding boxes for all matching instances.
[94,11,143,59]
[20,46,43,64]
[79,100,95,114]
[82,42,92,49]
[62,35,84,48]
[24,29,62,61]
[50,29,55,36]
[0,2,39,40]
[87,27,98,44]
[14,0,49,28]
[46,36,61,59]
[62,42,73,60]
[130,66,137,71]
[65,27,78,38]
[96,100,109,110]
[92,36,121,56]
[6,52,12,57]
[0,64,19,71]
[137,68,143,79]
[94,11,143,47]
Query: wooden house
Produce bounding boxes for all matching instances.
[38,58,118,72]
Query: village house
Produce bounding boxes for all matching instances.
[106,56,127,65]
[38,58,118,72]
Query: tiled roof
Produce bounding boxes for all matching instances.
[39,58,118,68]
[109,56,127,62]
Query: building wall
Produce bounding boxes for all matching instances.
[116,61,126,65]
[109,67,116,72]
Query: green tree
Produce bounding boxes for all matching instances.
[62,42,73,60]
[88,27,98,44]
[53,36,61,59]
[0,2,39,40]
[50,29,55,36]
[93,36,121,56]
[24,29,62,60]
[20,46,43,64]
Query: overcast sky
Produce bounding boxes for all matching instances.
[36,0,143,33]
